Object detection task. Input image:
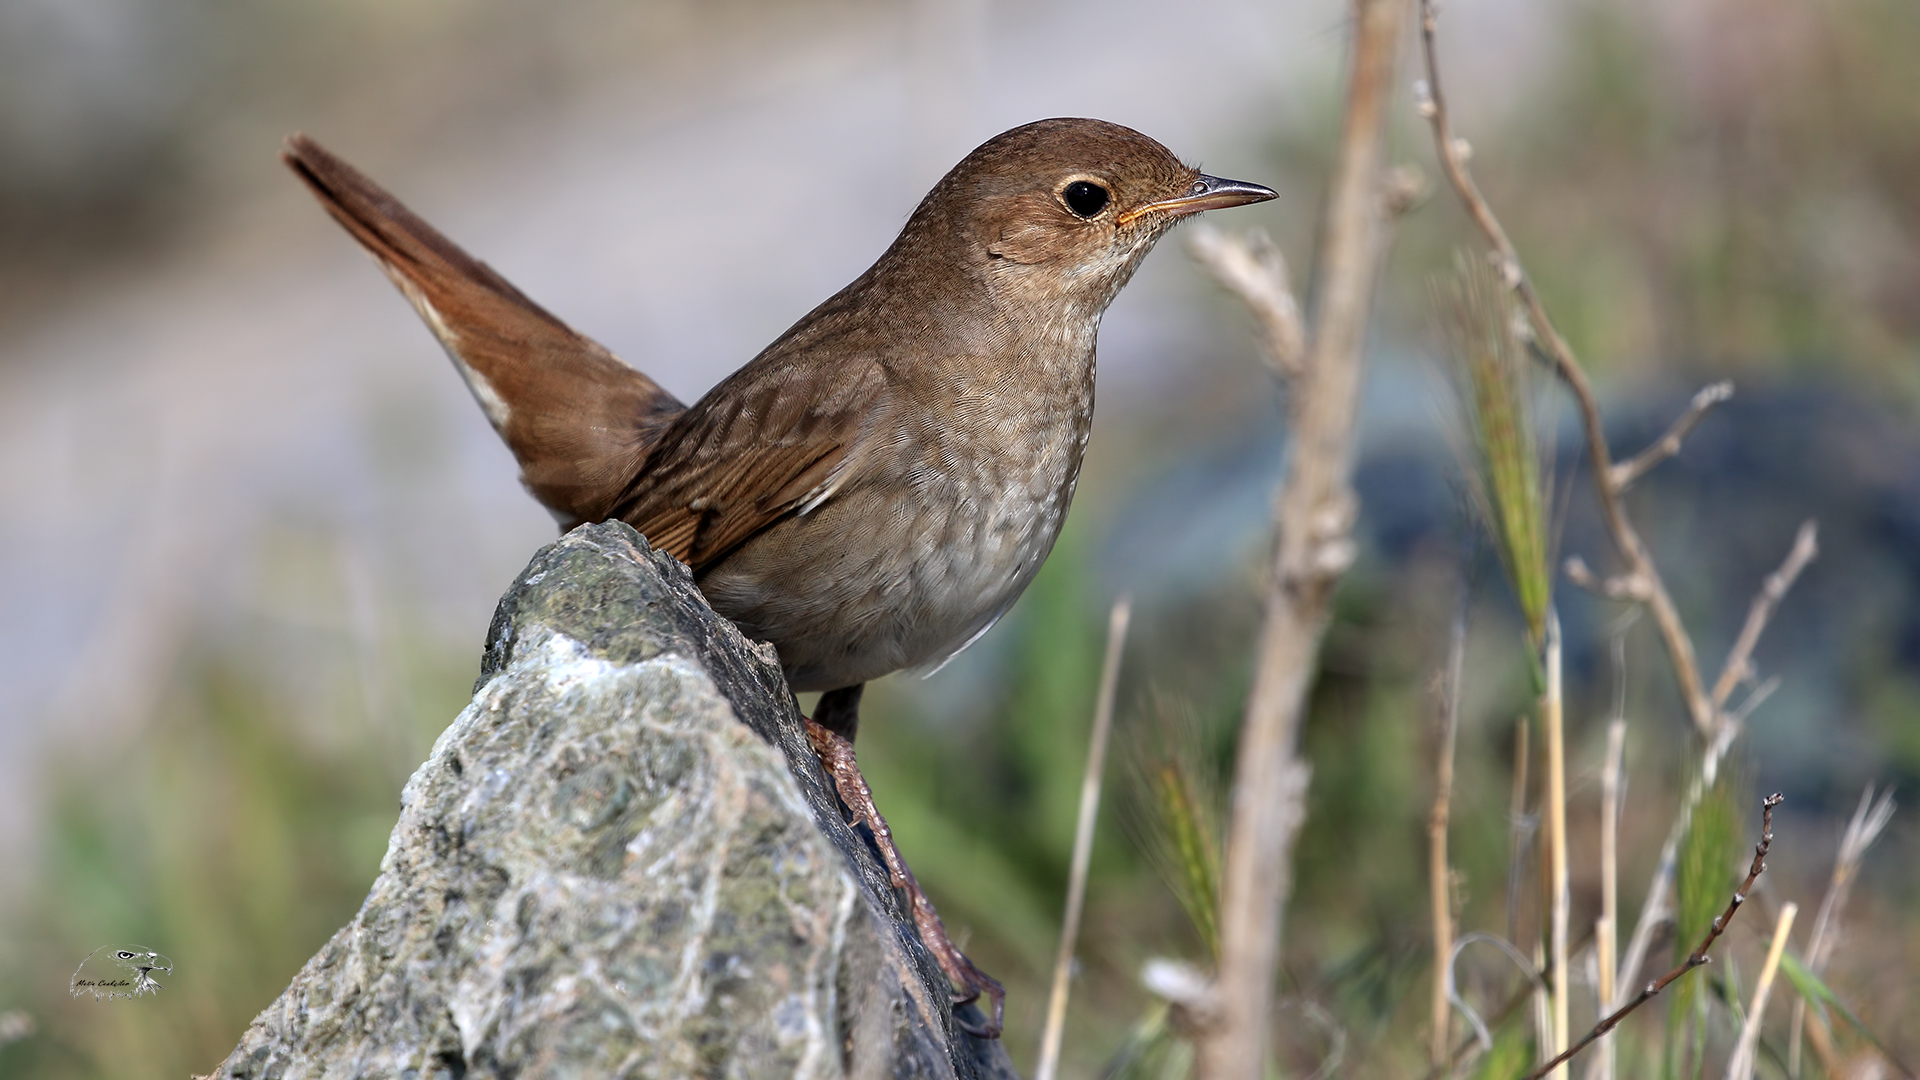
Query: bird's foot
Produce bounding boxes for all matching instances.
[803,717,1006,1039]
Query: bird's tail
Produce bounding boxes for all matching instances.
[282,133,684,528]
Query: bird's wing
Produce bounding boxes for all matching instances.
[282,134,685,527]
[616,358,890,571]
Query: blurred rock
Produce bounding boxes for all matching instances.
[212,521,1016,1080]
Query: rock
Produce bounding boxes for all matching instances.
[213,521,1020,1080]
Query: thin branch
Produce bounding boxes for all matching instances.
[1606,523,1815,1001]
[1522,793,1785,1080]
[1589,717,1627,1080]
[1189,227,1307,379]
[1034,597,1132,1080]
[1610,713,1742,1012]
[1417,0,1716,737]
[1544,613,1570,1078]
[1728,675,1780,725]
[1724,903,1798,1080]
[1429,592,1469,1073]
[1608,381,1734,493]
[1196,0,1412,1076]
[1789,783,1897,1075]
[1416,43,1822,1078]
[1808,783,1897,971]
[1710,521,1819,710]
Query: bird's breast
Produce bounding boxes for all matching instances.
[698,333,1098,692]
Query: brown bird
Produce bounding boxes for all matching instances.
[283,119,1274,1037]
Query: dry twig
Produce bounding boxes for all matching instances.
[1429,595,1468,1072]
[1724,903,1798,1080]
[1710,520,1819,710]
[1520,793,1785,1080]
[1194,0,1413,1075]
[1588,717,1627,1080]
[1544,614,1570,1077]
[1789,784,1897,1075]
[1416,0,1716,737]
[1419,16,1825,1076]
[1034,598,1132,1080]
[1607,381,1733,493]
[1188,227,1306,379]
[1610,525,1819,1009]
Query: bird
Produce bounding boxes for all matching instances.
[283,118,1274,1037]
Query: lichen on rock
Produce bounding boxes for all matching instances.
[214,521,1018,1080]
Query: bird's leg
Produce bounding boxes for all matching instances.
[814,682,862,742]
[805,685,1006,1039]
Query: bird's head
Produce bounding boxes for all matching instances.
[899,118,1276,315]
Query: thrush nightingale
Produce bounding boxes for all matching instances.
[284,118,1275,1036]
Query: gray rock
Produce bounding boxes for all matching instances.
[214,521,1019,1080]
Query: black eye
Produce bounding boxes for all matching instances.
[1062,180,1109,218]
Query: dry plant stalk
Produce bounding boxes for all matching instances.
[1417,7,1829,1075]
[1186,228,1305,379]
[1428,600,1468,1072]
[1439,241,1562,1075]
[1521,794,1785,1080]
[1589,718,1627,1080]
[1608,382,1733,493]
[1543,617,1569,1077]
[1188,1,1412,1075]
[1610,521,1815,1009]
[1788,784,1897,1075]
[1034,598,1132,1080]
[1416,0,1718,738]
[1724,903,1798,1080]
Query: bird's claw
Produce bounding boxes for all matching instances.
[804,714,1006,1040]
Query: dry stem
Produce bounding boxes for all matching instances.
[1194,0,1412,1075]
[1544,614,1570,1078]
[1420,16,1826,1077]
[1724,902,1798,1080]
[1034,597,1132,1080]
[1417,0,1715,737]
[1589,718,1627,1080]
[1429,600,1468,1073]
[1789,784,1897,1075]
[1607,381,1733,493]
[1188,228,1306,378]
[1710,521,1819,710]
[1520,793,1784,1080]
[1611,524,1818,1007]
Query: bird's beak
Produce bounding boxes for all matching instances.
[1118,174,1277,226]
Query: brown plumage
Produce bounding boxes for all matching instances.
[284,119,1274,1035]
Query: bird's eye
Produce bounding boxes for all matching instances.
[1061,180,1110,218]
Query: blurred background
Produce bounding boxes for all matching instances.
[0,0,1916,1076]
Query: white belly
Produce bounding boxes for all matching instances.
[698,372,1093,692]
